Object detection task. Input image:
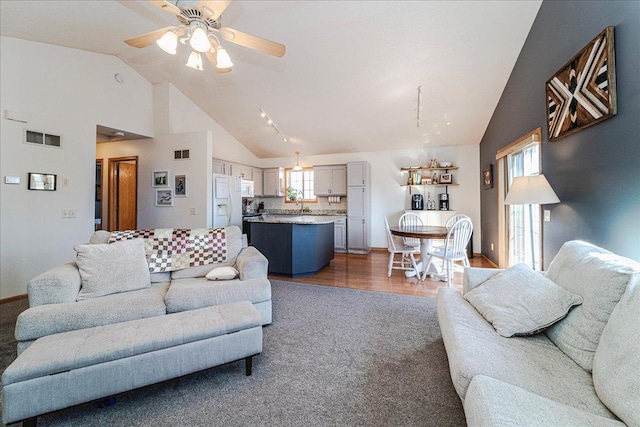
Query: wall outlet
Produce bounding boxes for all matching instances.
[544,210,551,222]
[61,209,77,218]
[62,178,69,187]
[490,243,494,251]
[189,208,196,215]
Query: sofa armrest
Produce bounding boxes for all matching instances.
[236,246,268,281]
[27,262,81,306]
[463,267,504,294]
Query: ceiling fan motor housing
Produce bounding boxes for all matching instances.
[177,7,220,30]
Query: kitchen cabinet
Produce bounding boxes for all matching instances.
[347,161,371,254]
[252,168,263,196]
[314,165,347,196]
[334,217,347,252]
[263,167,285,197]
[236,164,253,180]
[212,159,231,175]
[347,162,367,187]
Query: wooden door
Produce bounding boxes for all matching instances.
[117,162,137,230]
[108,156,138,231]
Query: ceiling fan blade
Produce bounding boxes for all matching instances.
[205,51,232,73]
[199,0,231,20]
[125,26,175,48]
[147,0,182,16]
[220,27,286,57]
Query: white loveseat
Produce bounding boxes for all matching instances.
[437,240,639,427]
[15,225,271,354]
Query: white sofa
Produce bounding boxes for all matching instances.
[437,240,639,427]
[15,226,271,354]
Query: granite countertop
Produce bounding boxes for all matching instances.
[245,215,345,225]
[261,209,347,216]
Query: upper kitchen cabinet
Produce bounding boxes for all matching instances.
[314,165,347,196]
[347,162,368,187]
[236,164,253,180]
[252,168,263,196]
[263,167,285,197]
[212,158,231,175]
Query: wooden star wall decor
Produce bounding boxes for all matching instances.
[546,26,617,142]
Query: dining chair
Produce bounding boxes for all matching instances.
[398,212,423,249]
[444,214,472,268]
[384,216,420,278]
[422,217,473,286]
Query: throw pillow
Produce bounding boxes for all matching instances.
[464,263,583,338]
[75,239,151,300]
[206,266,239,281]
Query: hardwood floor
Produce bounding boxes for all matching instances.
[269,250,495,298]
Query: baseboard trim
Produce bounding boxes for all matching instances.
[480,254,499,268]
[0,294,28,304]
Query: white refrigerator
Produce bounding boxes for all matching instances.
[212,173,242,228]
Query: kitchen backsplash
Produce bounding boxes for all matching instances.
[248,196,347,213]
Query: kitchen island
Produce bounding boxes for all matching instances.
[246,215,343,277]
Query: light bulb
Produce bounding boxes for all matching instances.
[189,27,211,53]
[216,47,234,68]
[267,119,273,125]
[156,30,177,55]
[186,51,204,71]
[260,111,266,118]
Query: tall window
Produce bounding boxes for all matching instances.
[285,168,316,202]
[496,128,543,270]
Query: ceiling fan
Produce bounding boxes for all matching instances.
[125,0,286,73]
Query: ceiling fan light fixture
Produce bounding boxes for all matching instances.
[189,27,211,53]
[216,47,234,69]
[156,30,178,54]
[186,51,204,71]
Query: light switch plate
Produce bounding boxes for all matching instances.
[544,210,551,222]
[5,176,20,184]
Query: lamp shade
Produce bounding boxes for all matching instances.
[156,30,177,55]
[216,47,234,69]
[504,174,560,205]
[186,51,204,71]
[189,27,212,53]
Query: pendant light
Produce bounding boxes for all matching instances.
[293,151,303,171]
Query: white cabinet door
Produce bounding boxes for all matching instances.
[348,187,366,217]
[314,166,332,195]
[213,160,227,175]
[237,165,252,180]
[347,217,366,251]
[263,168,284,197]
[331,166,347,195]
[334,218,347,252]
[347,162,366,186]
[253,168,263,196]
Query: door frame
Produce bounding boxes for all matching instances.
[108,156,138,231]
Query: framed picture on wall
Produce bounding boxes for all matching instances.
[174,174,187,197]
[483,164,493,189]
[156,189,173,207]
[440,173,452,184]
[152,170,169,187]
[28,172,57,191]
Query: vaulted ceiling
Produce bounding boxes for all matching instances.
[0,0,542,158]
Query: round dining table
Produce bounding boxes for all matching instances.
[389,225,449,280]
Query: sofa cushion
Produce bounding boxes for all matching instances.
[206,266,239,281]
[544,240,638,371]
[593,275,640,427]
[75,239,151,301]
[170,226,243,279]
[436,287,615,419]
[165,277,271,314]
[16,283,169,341]
[464,263,582,337]
[464,375,625,427]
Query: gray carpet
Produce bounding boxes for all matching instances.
[0,281,465,426]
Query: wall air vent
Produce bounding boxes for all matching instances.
[174,149,190,160]
[24,129,62,148]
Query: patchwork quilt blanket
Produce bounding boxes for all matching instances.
[109,228,227,273]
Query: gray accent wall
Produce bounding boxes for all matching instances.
[480,0,640,267]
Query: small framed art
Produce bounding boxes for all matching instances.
[28,172,57,191]
[440,173,452,184]
[174,174,187,197]
[152,170,169,187]
[483,164,493,190]
[156,189,173,206]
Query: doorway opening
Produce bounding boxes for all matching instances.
[108,156,138,231]
[95,159,103,230]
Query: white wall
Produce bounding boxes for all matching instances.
[259,146,481,250]
[96,131,213,230]
[0,36,154,299]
